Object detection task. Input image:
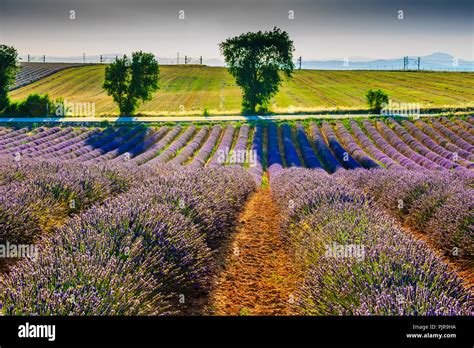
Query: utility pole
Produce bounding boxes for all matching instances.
[298,56,302,70]
[83,53,86,63]
[417,57,421,70]
[200,56,203,65]
[185,55,187,64]
[100,55,103,63]
[177,52,179,65]
[43,55,46,63]
[27,54,30,62]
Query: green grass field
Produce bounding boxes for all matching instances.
[10,65,474,116]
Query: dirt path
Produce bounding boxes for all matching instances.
[209,188,300,316]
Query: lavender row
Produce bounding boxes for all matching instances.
[147,126,197,165]
[112,126,169,163]
[386,118,460,170]
[0,127,46,151]
[171,126,209,165]
[350,121,403,170]
[267,123,284,180]
[375,121,443,170]
[24,128,86,157]
[1,166,255,315]
[340,169,474,262]
[320,121,361,169]
[82,127,145,163]
[59,128,124,160]
[43,128,105,160]
[271,168,471,315]
[453,118,474,135]
[91,128,153,163]
[333,122,379,169]
[229,125,250,165]
[414,120,473,161]
[0,127,63,155]
[440,117,474,145]
[309,122,343,173]
[402,120,472,169]
[281,124,302,167]
[432,120,474,153]
[362,120,422,170]
[190,125,222,167]
[0,159,149,249]
[0,127,12,137]
[13,127,75,155]
[295,123,323,169]
[208,125,235,166]
[247,126,264,184]
[131,126,181,165]
[0,128,30,147]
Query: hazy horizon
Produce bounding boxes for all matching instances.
[1,0,473,61]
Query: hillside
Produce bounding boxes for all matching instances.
[9,65,474,116]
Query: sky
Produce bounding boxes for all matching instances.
[0,0,473,61]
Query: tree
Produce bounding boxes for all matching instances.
[0,44,20,112]
[103,51,159,115]
[366,89,389,114]
[220,27,295,114]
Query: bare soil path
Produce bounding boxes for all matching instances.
[209,188,300,316]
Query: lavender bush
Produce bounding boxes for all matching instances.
[267,123,284,180]
[440,117,474,145]
[295,123,322,169]
[92,128,155,163]
[281,124,302,167]
[362,120,423,170]
[171,126,209,165]
[111,126,169,163]
[208,124,235,166]
[309,122,343,173]
[375,120,443,170]
[333,122,379,169]
[271,168,472,315]
[453,118,474,135]
[385,118,459,170]
[247,125,264,184]
[432,120,474,153]
[401,120,472,169]
[350,120,403,170]
[190,125,222,167]
[131,126,181,165]
[415,120,474,161]
[338,169,473,261]
[320,121,361,169]
[1,165,255,315]
[147,126,196,165]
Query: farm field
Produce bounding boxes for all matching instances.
[0,115,472,316]
[9,65,474,116]
[11,62,91,90]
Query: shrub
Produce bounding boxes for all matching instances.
[366,89,388,114]
[5,93,66,117]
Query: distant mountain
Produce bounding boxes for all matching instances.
[19,52,473,71]
[300,53,473,71]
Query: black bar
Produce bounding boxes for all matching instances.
[0,316,472,347]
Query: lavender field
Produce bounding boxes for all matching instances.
[0,115,472,316]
